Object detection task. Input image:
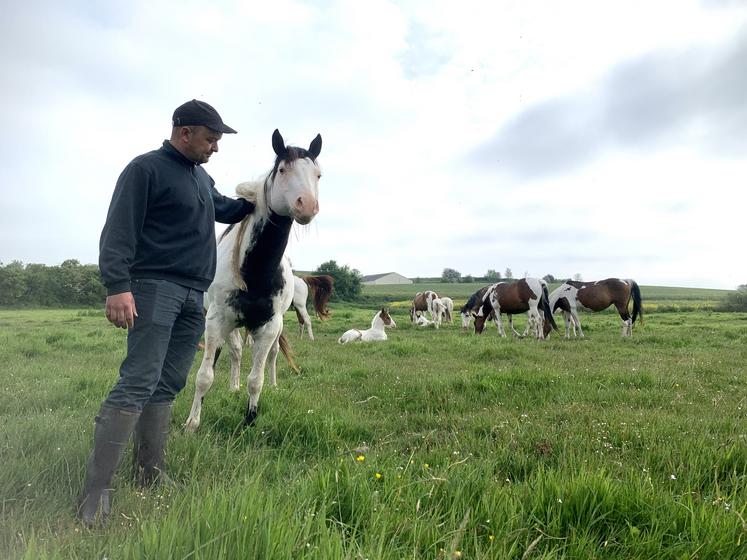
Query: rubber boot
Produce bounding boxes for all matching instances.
[78,404,140,527]
[132,401,175,487]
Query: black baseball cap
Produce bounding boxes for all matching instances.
[172,99,237,134]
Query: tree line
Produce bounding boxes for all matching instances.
[0,259,364,308]
[0,260,106,307]
[439,267,582,284]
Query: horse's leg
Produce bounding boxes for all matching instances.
[573,314,584,337]
[509,315,521,338]
[563,311,572,338]
[494,312,506,337]
[244,320,280,426]
[266,334,280,388]
[185,313,232,432]
[227,328,243,392]
[614,301,633,337]
[297,305,314,341]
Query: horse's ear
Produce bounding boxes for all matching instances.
[272,129,286,157]
[308,134,322,160]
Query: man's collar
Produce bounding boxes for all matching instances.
[161,140,197,167]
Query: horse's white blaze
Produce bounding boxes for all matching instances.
[268,159,320,225]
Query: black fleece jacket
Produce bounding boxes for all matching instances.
[99,140,254,295]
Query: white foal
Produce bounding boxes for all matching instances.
[415,314,433,327]
[338,308,396,343]
[439,296,454,323]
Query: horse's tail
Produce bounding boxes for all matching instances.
[279,333,300,374]
[629,280,643,325]
[303,275,334,320]
[541,283,558,331]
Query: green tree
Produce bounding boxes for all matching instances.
[485,269,501,281]
[0,261,26,306]
[543,274,556,283]
[441,268,461,283]
[314,260,361,301]
[721,284,747,311]
[504,267,513,280]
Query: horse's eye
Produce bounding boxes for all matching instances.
[279,167,285,174]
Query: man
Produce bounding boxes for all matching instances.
[78,100,254,527]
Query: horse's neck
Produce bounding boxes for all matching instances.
[237,211,293,287]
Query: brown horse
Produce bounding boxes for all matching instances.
[547,278,643,337]
[474,278,557,339]
[410,290,445,328]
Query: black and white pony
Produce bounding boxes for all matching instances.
[185,129,322,430]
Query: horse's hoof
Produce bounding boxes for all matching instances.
[244,405,258,427]
[184,418,200,433]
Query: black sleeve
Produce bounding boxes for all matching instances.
[98,162,150,295]
[210,181,255,224]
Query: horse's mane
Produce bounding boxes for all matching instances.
[228,179,269,291]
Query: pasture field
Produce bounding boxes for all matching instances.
[1,302,746,559]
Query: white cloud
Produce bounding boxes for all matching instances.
[2,0,746,288]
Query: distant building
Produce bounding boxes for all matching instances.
[361,272,413,285]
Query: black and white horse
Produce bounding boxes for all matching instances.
[548,278,643,337]
[185,129,322,430]
[474,278,557,339]
[460,285,491,328]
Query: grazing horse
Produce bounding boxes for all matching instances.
[548,278,643,337]
[292,274,334,340]
[338,308,396,343]
[184,129,322,431]
[410,291,445,328]
[474,278,558,339]
[460,285,492,328]
[439,296,454,323]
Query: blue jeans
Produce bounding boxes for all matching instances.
[104,279,205,411]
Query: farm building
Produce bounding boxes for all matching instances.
[361,272,413,285]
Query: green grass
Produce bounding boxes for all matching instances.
[1,303,746,559]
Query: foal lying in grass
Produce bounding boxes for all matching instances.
[338,308,396,343]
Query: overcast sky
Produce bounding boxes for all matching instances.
[2,0,746,289]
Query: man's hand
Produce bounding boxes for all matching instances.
[105,292,138,329]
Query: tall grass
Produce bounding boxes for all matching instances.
[1,306,745,559]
